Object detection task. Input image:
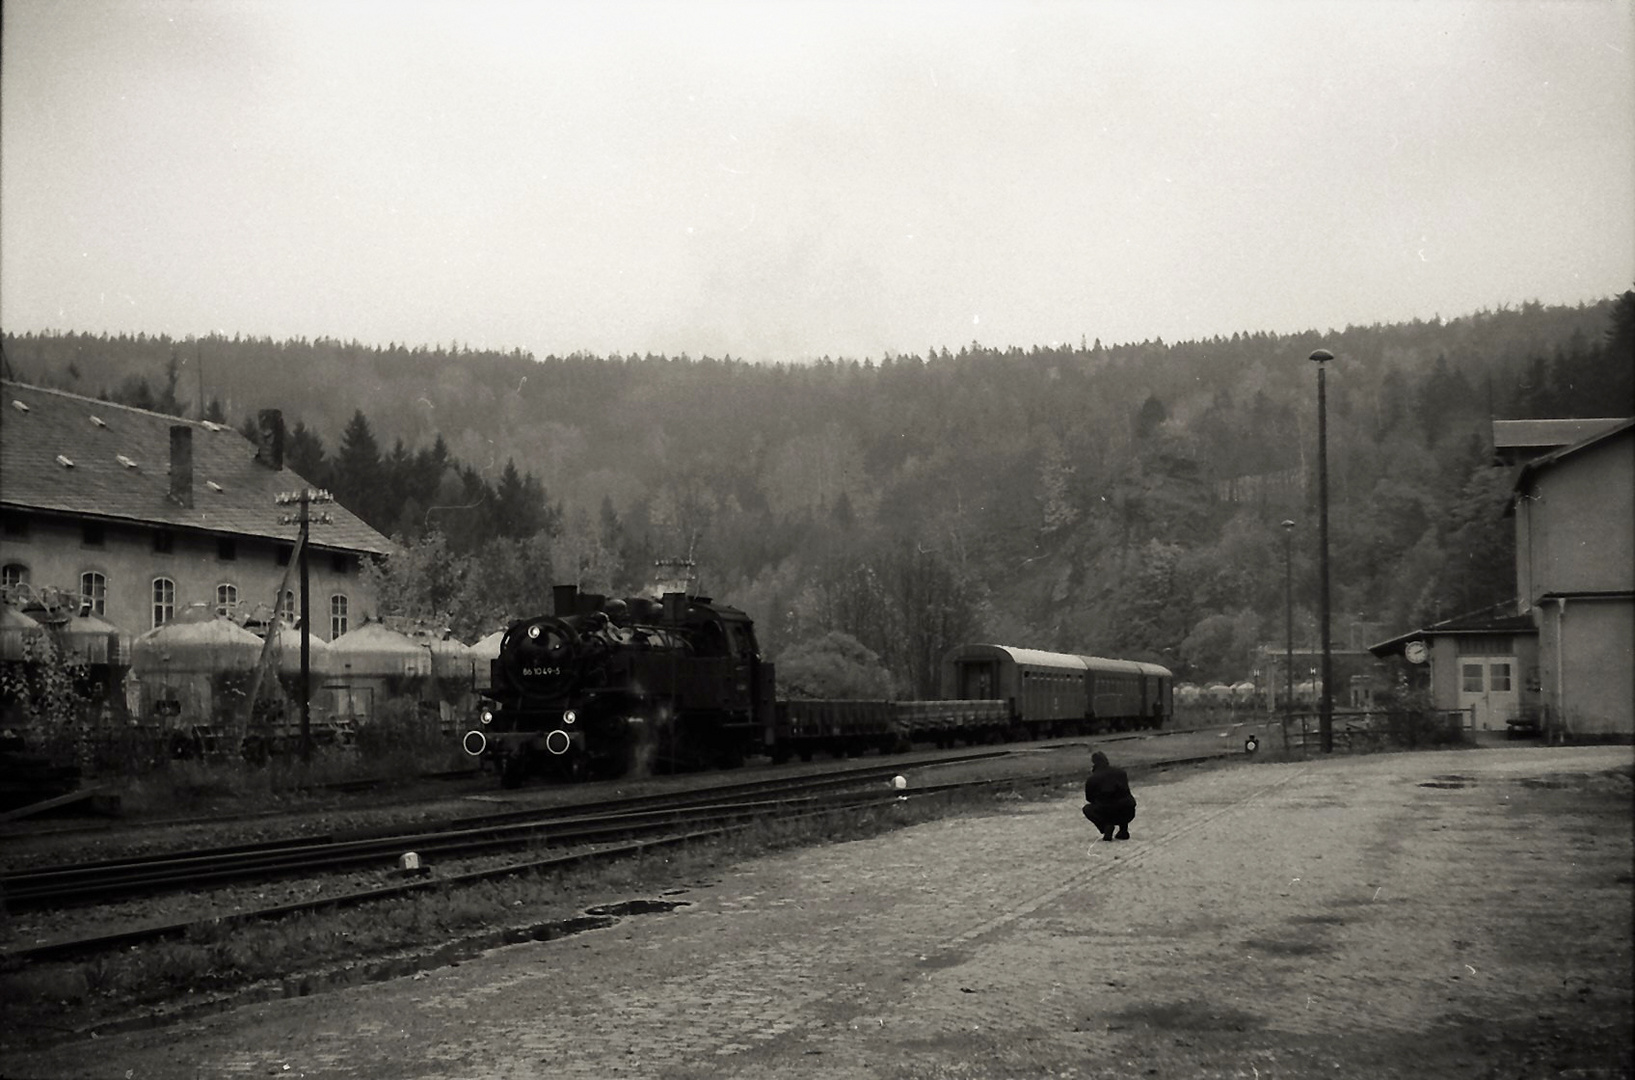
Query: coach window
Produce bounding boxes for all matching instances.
[216,583,238,618]
[152,577,176,628]
[2,563,27,589]
[80,571,107,615]
[330,594,349,639]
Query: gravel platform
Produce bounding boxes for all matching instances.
[3,743,1630,1080]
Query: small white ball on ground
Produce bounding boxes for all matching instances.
[892,775,908,790]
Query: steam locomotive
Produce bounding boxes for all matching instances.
[464,585,774,785]
[465,584,1172,786]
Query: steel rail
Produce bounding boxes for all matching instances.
[1,751,1237,965]
[3,752,1008,889]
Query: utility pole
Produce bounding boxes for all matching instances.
[278,487,333,762]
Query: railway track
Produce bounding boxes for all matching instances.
[2,743,1241,965]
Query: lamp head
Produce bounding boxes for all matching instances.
[1281,519,1295,531]
[1309,348,1334,363]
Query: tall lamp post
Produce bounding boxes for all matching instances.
[1281,519,1295,727]
[1309,348,1334,753]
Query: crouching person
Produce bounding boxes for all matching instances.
[1082,750,1137,842]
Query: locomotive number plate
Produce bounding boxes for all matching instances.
[523,666,563,677]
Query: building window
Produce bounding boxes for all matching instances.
[275,544,292,567]
[153,530,174,554]
[1,513,27,538]
[278,589,296,625]
[1489,663,1512,692]
[152,577,175,627]
[1461,664,1483,693]
[83,522,105,547]
[2,563,27,589]
[330,552,350,575]
[330,594,349,639]
[80,571,106,616]
[216,583,238,617]
[217,538,237,561]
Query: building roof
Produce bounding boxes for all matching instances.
[1492,417,1627,454]
[1,380,393,556]
[1367,602,1537,658]
[1508,416,1635,513]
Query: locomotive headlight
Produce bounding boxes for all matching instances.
[527,624,542,640]
[480,708,494,725]
[562,709,577,725]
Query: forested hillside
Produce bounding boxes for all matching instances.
[5,294,1631,695]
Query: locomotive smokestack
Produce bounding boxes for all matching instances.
[663,592,687,625]
[553,584,579,618]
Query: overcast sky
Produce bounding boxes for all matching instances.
[2,0,1631,363]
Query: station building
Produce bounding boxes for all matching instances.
[1371,417,1633,739]
[0,380,393,652]
[1509,417,1634,738]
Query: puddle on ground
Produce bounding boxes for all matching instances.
[585,899,692,918]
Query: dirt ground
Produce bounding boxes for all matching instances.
[2,744,1630,1080]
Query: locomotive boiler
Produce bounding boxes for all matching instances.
[466,585,775,785]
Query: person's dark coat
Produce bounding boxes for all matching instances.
[1082,752,1136,837]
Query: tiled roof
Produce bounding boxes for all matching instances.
[1,380,393,556]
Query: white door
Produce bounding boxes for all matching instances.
[1458,657,1519,731]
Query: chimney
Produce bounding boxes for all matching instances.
[169,425,193,508]
[256,409,284,470]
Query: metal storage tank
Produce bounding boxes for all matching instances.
[128,612,264,732]
[414,628,476,735]
[327,621,433,726]
[470,629,505,695]
[0,606,49,663]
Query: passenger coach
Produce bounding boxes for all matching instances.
[940,643,1171,736]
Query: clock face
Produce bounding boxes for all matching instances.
[1404,641,1427,665]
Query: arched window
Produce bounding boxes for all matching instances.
[152,577,175,627]
[278,589,296,625]
[330,594,349,639]
[80,571,106,616]
[1,563,27,589]
[216,583,238,618]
